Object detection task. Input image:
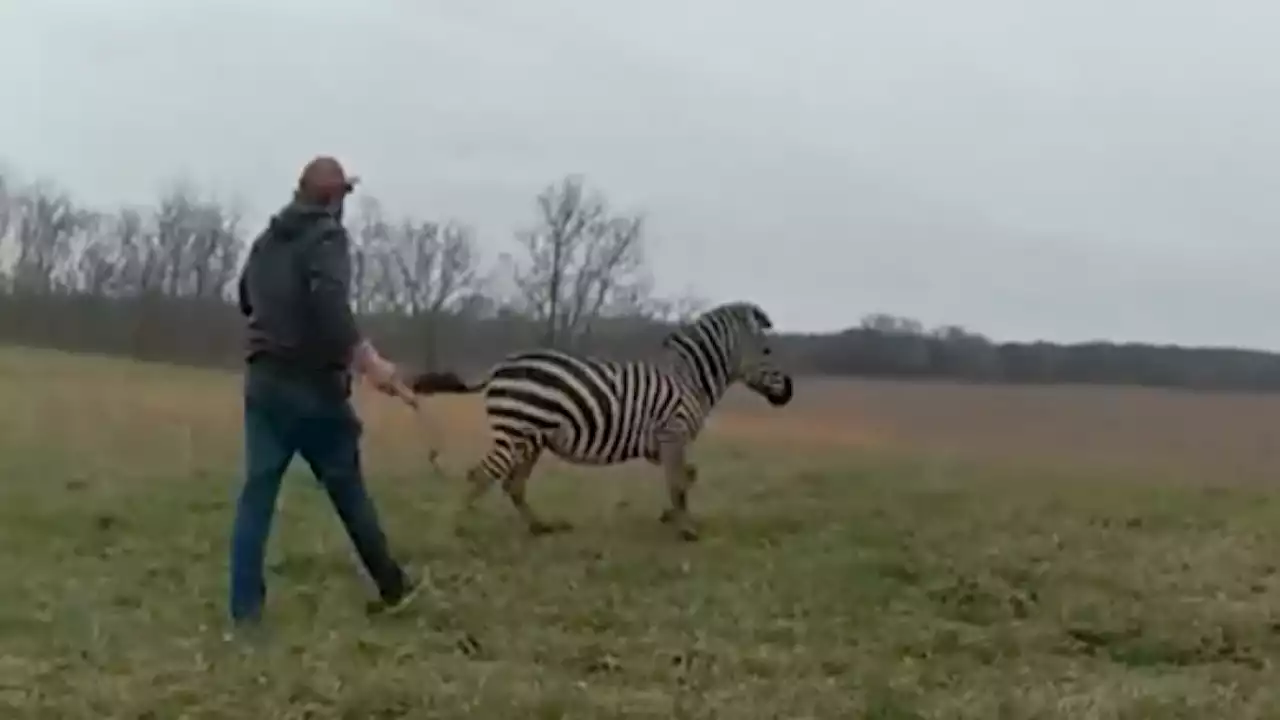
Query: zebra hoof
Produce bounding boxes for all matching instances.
[659,509,676,524]
[529,520,573,536]
[677,526,700,542]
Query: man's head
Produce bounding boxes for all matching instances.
[296,156,358,217]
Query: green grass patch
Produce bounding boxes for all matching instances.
[0,348,1279,717]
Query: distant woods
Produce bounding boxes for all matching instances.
[0,166,1277,392]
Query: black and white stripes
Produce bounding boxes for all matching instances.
[410,301,794,540]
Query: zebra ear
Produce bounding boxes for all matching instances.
[749,306,773,330]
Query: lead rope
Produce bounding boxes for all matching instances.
[417,404,445,478]
[400,388,445,478]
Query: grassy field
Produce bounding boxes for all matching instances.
[4,347,1280,718]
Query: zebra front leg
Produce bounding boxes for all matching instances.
[503,446,572,536]
[659,446,699,542]
[461,465,496,510]
[659,463,697,525]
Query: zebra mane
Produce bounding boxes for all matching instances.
[659,301,774,404]
[661,301,772,350]
[732,302,773,331]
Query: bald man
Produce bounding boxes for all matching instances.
[230,157,419,627]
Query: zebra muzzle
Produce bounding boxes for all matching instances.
[766,376,794,407]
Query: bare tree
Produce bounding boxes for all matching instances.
[10,183,93,296]
[76,226,118,297]
[114,207,164,297]
[0,170,12,248]
[385,219,480,362]
[0,171,12,295]
[149,184,243,300]
[511,175,652,350]
[643,290,710,325]
[349,196,394,315]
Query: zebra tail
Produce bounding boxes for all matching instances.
[409,370,485,395]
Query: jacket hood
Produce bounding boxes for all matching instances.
[267,199,336,241]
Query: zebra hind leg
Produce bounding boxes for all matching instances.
[658,446,700,542]
[658,463,698,525]
[503,444,572,536]
[450,451,501,535]
[457,439,512,514]
[461,464,496,510]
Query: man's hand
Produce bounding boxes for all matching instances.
[353,341,418,409]
[366,358,420,409]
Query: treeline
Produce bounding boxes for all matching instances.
[0,166,1277,392]
[796,316,1280,391]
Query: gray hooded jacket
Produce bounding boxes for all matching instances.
[237,200,361,372]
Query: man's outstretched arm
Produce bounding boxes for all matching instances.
[304,220,415,406]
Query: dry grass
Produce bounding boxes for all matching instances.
[4,347,1280,718]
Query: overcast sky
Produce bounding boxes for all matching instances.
[3,0,1279,347]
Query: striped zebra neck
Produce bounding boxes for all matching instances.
[665,333,737,409]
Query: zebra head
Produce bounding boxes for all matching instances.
[730,303,794,407]
[663,301,795,407]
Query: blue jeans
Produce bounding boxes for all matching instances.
[229,362,408,624]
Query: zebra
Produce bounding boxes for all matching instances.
[409,301,794,541]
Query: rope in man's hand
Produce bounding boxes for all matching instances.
[356,342,446,478]
[412,405,445,477]
[386,373,444,477]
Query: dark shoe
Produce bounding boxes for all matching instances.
[223,616,269,650]
[367,571,423,617]
[228,607,264,630]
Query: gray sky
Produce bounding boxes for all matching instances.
[4,0,1280,347]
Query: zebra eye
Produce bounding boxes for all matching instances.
[762,347,772,356]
